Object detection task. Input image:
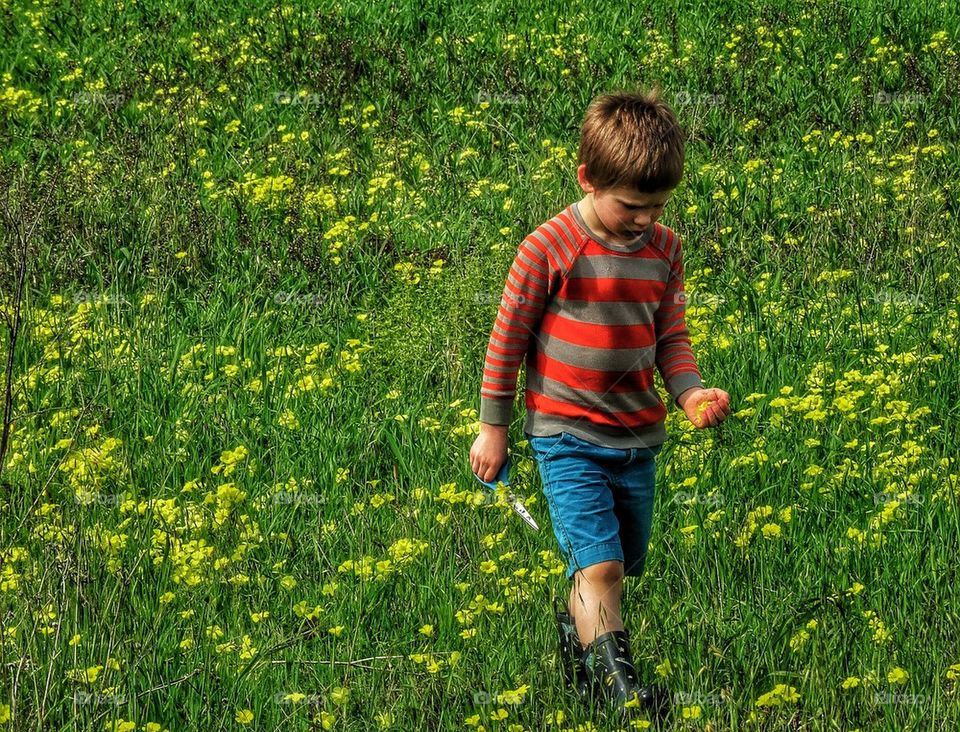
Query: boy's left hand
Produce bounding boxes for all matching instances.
[678,387,731,428]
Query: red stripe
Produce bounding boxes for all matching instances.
[562,275,664,303]
[541,312,656,349]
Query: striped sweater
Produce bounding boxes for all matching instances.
[478,200,704,449]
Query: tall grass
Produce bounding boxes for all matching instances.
[1,0,958,729]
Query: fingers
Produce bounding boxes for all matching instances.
[471,461,493,482]
[709,388,731,409]
[472,454,501,482]
[469,456,483,481]
[472,461,488,482]
[695,397,732,427]
[711,403,731,425]
[470,445,489,481]
[705,389,732,422]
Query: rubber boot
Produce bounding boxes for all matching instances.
[555,609,593,699]
[581,628,671,724]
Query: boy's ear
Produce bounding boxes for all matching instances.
[577,164,595,193]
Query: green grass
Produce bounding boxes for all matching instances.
[1,0,959,730]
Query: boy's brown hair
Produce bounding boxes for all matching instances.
[578,86,685,194]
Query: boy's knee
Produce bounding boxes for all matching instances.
[575,560,624,586]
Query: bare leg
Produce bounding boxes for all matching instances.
[568,560,625,649]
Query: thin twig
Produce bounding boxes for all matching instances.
[265,651,460,670]
[135,667,205,699]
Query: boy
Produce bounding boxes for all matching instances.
[469,88,731,720]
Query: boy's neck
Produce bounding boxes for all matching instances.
[577,193,636,245]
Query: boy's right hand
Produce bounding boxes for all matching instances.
[470,423,509,483]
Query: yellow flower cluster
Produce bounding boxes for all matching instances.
[336,538,428,581]
[211,445,249,476]
[862,610,892,644]
[408,650,461,674]
[755,683,799,706]
[60,437,125,502]
[1,74,43,115]
[735,505,793,548]
[789,619,818,651]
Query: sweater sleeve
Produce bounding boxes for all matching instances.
[654,233,704,407]
[478,236,569,425]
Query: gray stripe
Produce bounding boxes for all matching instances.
[537,337,657,373]
[569,252,670,282]
[548,298,661,325]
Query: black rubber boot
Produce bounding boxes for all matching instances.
[581,628,671,724]
[553,599,592,699]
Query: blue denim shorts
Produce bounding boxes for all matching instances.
[526,431,664,581]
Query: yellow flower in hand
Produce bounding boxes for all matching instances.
[679,387,732,428]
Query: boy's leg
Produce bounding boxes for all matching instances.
[569,560,625,648]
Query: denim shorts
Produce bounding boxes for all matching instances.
[526,431,664,581]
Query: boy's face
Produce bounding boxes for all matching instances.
[577,164,672,242]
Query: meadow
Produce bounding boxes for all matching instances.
[1,0,959,729]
